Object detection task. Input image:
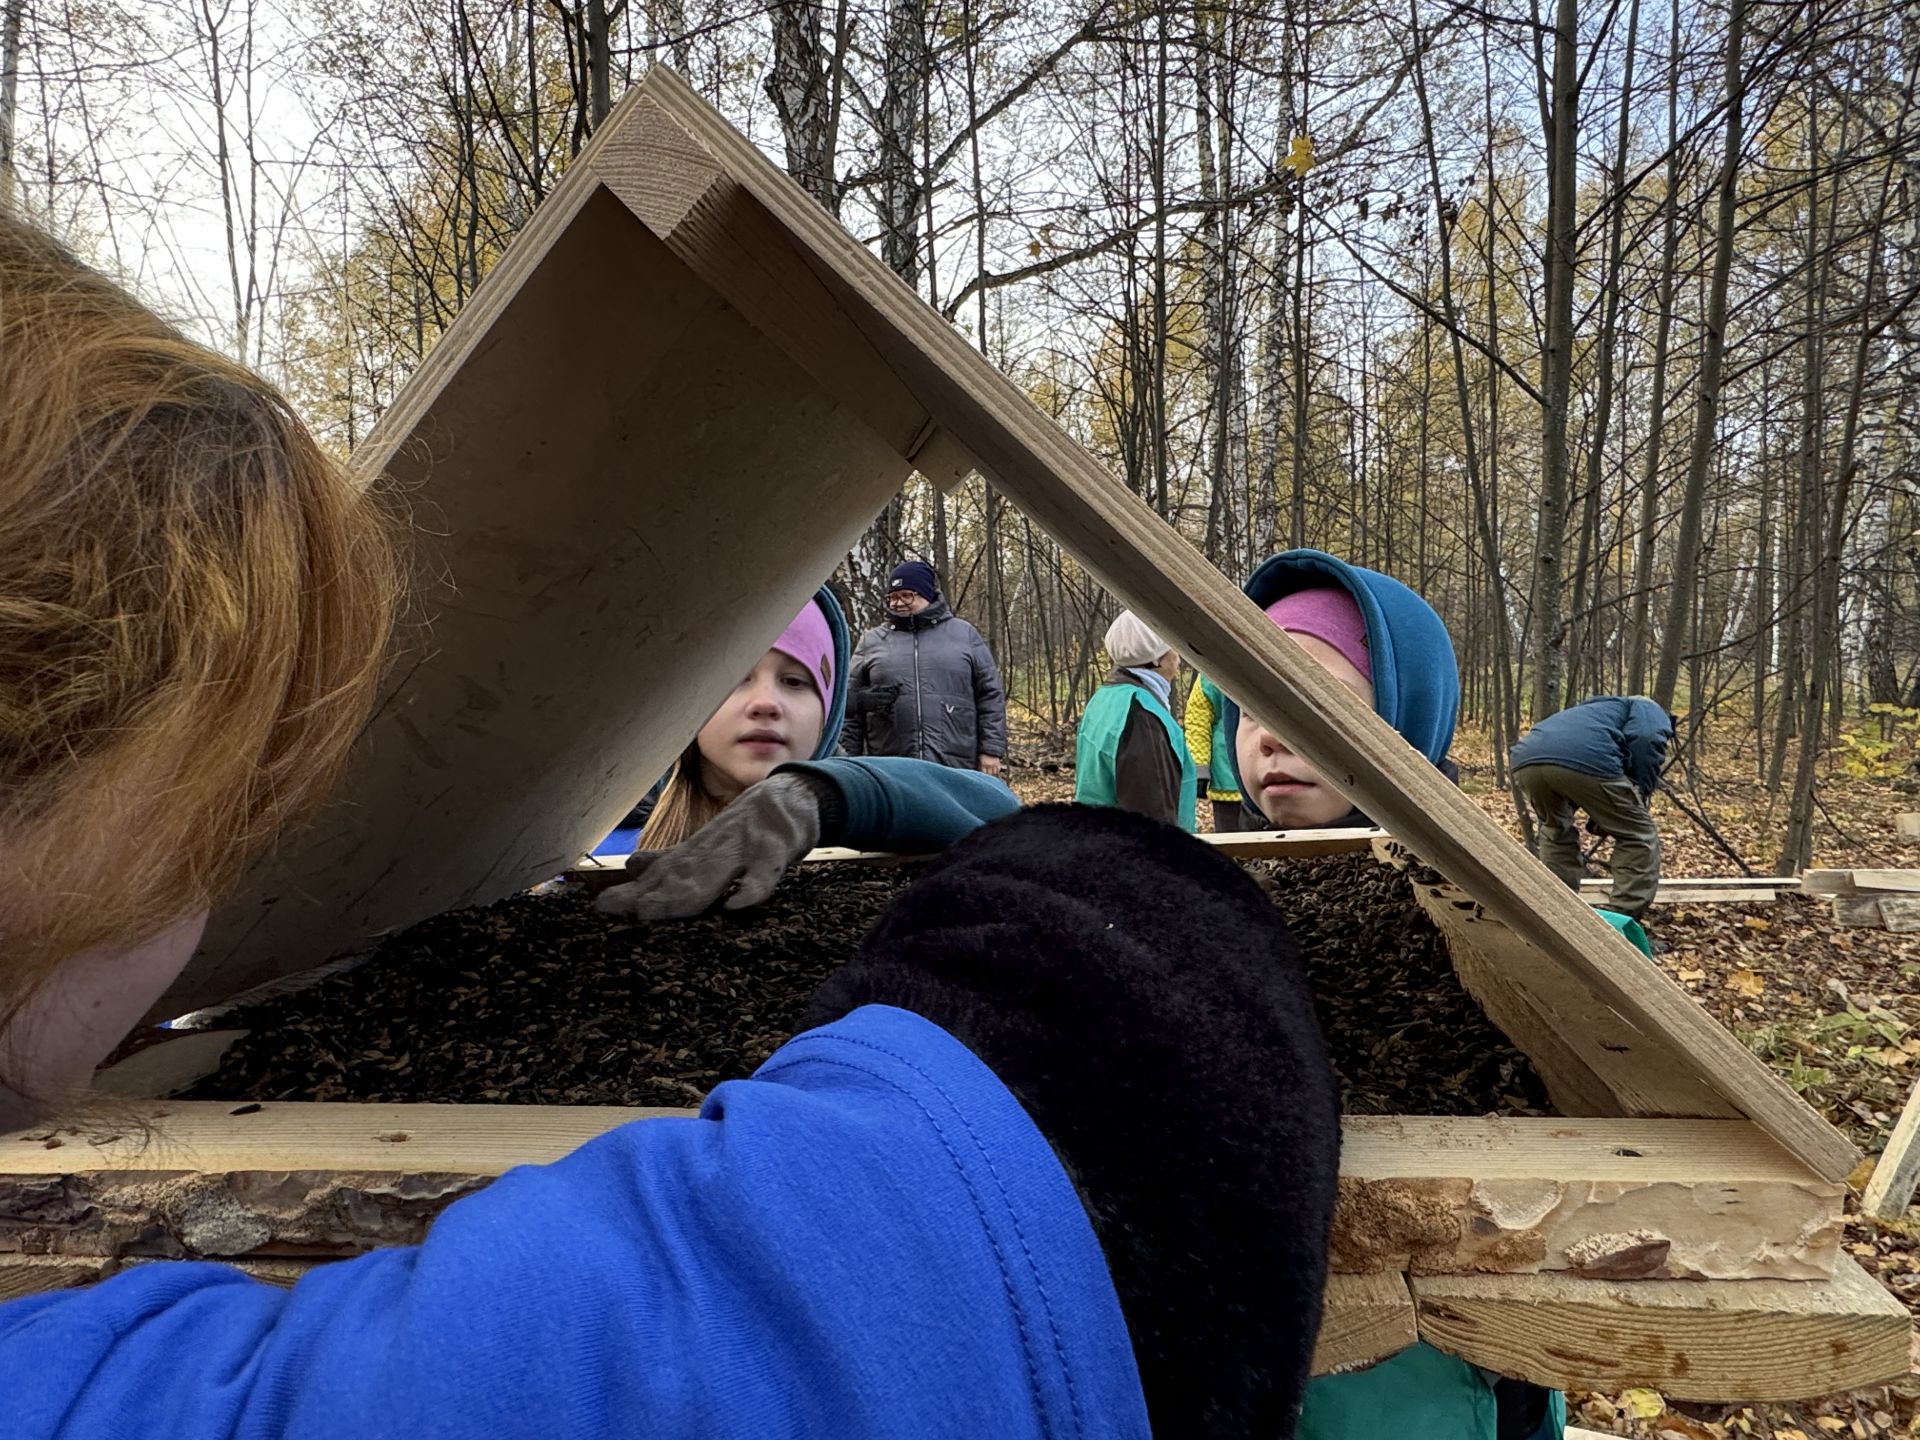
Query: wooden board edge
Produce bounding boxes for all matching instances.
[1412,1258,1913,1402]
[1862,1073,1920,1220]
[1313,1272,1416,1375]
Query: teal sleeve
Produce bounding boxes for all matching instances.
[785,756,1019,853]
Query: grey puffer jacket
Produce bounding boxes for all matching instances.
[842,600,1007,769]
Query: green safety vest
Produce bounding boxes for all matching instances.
[1299,1342,1565,1440]
[1074,679,1197,832]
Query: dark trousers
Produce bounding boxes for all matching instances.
[1211,798,1251,832]
[1516,762,1661,918]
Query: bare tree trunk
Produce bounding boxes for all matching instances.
[1288,201,1310,546]
[586,0,613,126]
[1752,406,1774,774]
[1413,4,1522,815]
[1528,0,1580,721]
[1628,0,1684,695]
[1148,0,1170,518]
[0,0,22,208]
[1652,0,1747,710]
[1778,76,1904,872]
[1566,0,1642,710]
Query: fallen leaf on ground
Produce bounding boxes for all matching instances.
[1622,1386,1667,1419]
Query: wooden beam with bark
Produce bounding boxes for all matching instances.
[1,1105,1843,1282]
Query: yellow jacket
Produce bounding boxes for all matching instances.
[1183,676,1242,803]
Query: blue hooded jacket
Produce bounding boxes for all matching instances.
[0,1005,1149,1439]
[596,585,1014,856]
[1510,695,1673,800]
[1222,550,1460,823]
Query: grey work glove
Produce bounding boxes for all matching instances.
[593,773,823,920]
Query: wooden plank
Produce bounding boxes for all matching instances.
[1412,1258,1912,1402]
[1848,869,1920,893]
[0,1102,679,1259]
[0,1105,1841,1281]
[1579,876,1786,904]
[0,1240,1410,1381]
[1898,813,1920,841]
[1862,1072,1920,1220]
[1313,1272,1417,1375]
[168,181,921,1016]
[1579,876,1799,891]
[569,826,1388,878]
[1804,870,1860,897]
[621,71,1856,1184]
[1591,888,1778,906]
[0,1253,316,1300]
[1647,889,1776,904]
[1835,895,1888,927]
[1199,828,1388,858]
[1414,884,1742,1121]
[11,1243,1897,1406]
[1881,896,1920,933]
[1335,1116,1843,1281]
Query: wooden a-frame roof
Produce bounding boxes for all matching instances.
[170,69,1857,1183]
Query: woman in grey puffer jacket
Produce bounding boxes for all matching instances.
[842,561,1008,773]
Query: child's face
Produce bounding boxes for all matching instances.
[696,650,826,800]
[1235,632,1375,829]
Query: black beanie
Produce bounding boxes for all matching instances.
[887,560,939,602]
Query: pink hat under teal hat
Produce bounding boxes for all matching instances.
[1263,587,1372,682]
[771,599,835,705]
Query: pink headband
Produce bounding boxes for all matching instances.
[770,599,835,705]
[1264,587,1372,681]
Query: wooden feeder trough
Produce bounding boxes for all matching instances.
[0,70,1907,1405]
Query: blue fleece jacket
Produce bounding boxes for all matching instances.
[0,1005,1147,1440]
[1510,696,1673,799]
[596,587,1016,857]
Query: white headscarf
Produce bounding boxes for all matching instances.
[1104,610,1171,669]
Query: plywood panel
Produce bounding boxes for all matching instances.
[172,187,916,1014]
[1414,883,1740,1121]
